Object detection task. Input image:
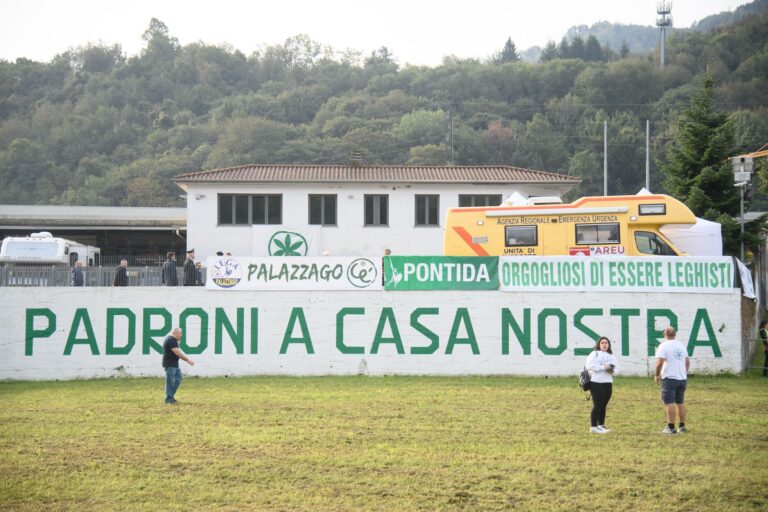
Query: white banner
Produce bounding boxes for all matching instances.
[735,258,756,299]
[499,256,735,293]
[0,287,743,380]
[205,256,383,291]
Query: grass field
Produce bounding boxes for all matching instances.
[1,373,766,511]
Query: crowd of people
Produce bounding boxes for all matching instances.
[101,248,224,287]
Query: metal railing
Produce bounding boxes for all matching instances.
[0,265,206,287]
[99,255,169,267]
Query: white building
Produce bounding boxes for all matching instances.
[173,164,580,257]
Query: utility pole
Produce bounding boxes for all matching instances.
[646,120,650,190]
[444,111,454,165]
[450,114,454,165]
[603,120,608,196]
[740,185,745,261]
[732,156,754,262]
[657,1,672,69]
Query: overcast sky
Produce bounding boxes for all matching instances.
[0,0,742,66]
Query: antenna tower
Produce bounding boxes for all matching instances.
[656,1,673,69]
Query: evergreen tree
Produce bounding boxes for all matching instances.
[493,37,520,64]
[620,40,630,58]
[662,75,738,214]
[661,74,742,253]
[539,41,558,62]
[570,36,586,59]
[584,35,603,61]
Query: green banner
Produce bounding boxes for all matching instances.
[384,256,498,291]
[498,256,735,293]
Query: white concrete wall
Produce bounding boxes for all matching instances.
[184,182,569,258]
[0,287,743,380]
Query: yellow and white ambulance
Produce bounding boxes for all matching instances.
[443,194,716,257]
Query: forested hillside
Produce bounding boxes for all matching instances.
[0,6,766,210]
[556,0,768,57]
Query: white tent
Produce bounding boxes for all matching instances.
[660,218,723,256]
[635,189,723,256]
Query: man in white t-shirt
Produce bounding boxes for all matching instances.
[654,326,691,434]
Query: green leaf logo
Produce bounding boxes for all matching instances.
[268,231,308,256]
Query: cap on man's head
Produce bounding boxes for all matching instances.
[186,248,195,254]
[216,251,224,256]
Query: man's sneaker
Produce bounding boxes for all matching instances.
[677,426,687,433]
[598,426,611,433]
[590,427,607,434]
[661,426,677,434]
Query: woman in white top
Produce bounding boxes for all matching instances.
[585,336,620,434]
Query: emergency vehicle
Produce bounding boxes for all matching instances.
[443,194,721,257]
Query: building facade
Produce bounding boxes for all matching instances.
[174,165,580,258]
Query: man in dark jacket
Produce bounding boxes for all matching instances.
[113,259,128,286]
[161,252,178,286]
[71,261,84,286]
[183,249,196,286]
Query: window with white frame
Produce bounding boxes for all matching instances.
[575,223,620,244]
[505,225,538,246]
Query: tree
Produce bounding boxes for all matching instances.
[584,35,603,62]
[391,109,445,147]
[406,144,446,165]
[482,121,516,163]
[570,37,586,60]
[205,116,297,167]
[281,34,323,69]
[492,38,520,64]
[568,149,602,199]
[539,41,558,62]
[620,41,630,59]
[0,138,57,203]
[364,47,398,76]
[141,18,179,65]
[72,44,125,73]
[660,74,742,253]
[514,114,568,172]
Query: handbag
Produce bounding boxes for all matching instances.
[578,367,591,392]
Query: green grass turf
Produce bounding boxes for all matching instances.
[1,374,766,511]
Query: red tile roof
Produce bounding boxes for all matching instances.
[173,165,580,184]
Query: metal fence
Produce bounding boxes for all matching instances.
[99,255,174,267]
[0,265,206,287]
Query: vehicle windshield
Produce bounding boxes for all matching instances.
[634,231,677,255]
